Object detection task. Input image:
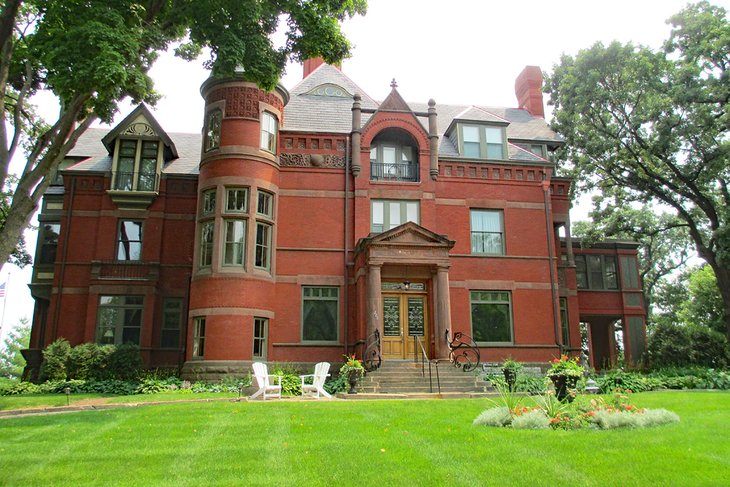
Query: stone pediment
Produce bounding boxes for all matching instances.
[357,222,455,252]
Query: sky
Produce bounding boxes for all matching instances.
[2,0,728,340]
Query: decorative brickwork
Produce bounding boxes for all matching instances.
[279,153,345,168]
[207,86,284,119]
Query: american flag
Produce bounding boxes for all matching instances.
[0,282,5,298]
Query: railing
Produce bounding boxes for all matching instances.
[370,162,419,182]
[413,335,441,394]
[445,329,481,372]
[363,329,382,372]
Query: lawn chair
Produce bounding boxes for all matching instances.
[250,362,282,400]
[300,362,332,399]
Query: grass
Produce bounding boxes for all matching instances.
[0,392,729,486]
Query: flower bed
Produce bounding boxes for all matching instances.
[474,388,679,430]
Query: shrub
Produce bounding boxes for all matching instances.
[511,409,550,430]
[688,327,729,368]
[473,407,511,427]
[40,338,72,381]
[647,322,729,368]
[324,375,347,394]
[271,364,302,396]
[106,344,143,380]
[67,343,114,380]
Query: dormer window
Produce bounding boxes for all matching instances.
[459,124,506,159]
[114,139,160,191]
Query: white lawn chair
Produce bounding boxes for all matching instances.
[250,362,282,400]
[300,362,332,399]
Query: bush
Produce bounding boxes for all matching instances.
[40,338,72,381]
[589,409,680,430]
[67,343,115,380]
[271,364,302,396]
[324,375,347,394]
[647,322,729,368]
[473,407,511,427]
[106,344,143,380]
[511,409,550,430]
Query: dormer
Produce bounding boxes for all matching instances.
[102,105,177,208]
[445,107,509,161]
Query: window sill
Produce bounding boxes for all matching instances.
[107,189,158,209]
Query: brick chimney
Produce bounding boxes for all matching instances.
[515,65,545,118]
[303,57,325,79]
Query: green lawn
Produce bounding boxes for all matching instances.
[1,392,729,486]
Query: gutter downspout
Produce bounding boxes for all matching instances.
[51,176,76,344]
[542,171,562,354]
[344,136,350,356]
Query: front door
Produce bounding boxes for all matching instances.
[382,293,428,359]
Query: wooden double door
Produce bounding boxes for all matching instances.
[381,292,428,359]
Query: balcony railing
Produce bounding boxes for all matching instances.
[370,162,419,182]
[91,260,160,281]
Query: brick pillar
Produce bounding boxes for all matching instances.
[435,265,452,359]
[366,264,382,336]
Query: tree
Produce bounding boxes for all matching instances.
[0,0,366,270]
[0,317,30,379]
[545,1,730,339]
[572,189,693,318]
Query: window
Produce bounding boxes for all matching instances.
[470,210,504,255]
[302,287,339,342]
[192,317,206,358]
[202,188,216,215]
[575,255,619,290]
[116,220,143,261]
[255,223,272,270]
[161,298,183,349]
[371,200,419,233]
[260,112,277,153]
[470,291,512,344]
[39,223,60,265]
[459,124,505,159]
[223,220,246,266]
[114,139,159,191]
[199,221,214,267]
[96,296,143,345]
[226,187,248,213]
[204,109,222,152]
[257,191,273,217]
[253,317,268,359]
[560,297,570,345]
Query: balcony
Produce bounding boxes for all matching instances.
[108,171,160,209]
[91,261,160,281]
[370,162,419,182]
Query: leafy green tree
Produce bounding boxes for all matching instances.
[676,265,725,334]
[572,189,692,317]
[0,0,366,269]
[0,317,31,379]
[546,1,730,338]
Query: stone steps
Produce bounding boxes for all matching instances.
[359,360,493,394]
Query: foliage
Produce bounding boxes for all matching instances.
[67,342,115,380]
[490,382,523,411]
[39,338,71,381]
[270,364,302,396]
[0,318,30,379]
[545,1,730,339]
[590,408,680,430]
[488,373,546,394]
[510,408,550,430]
[546,355,584,378]
[678,265,725,334]
[105,344,143,380]
[501,357,523,372]
[339,354,365,378]
[323,375,347,395]
[647,321,729,368]
[472,406,511,427]
[0,0,367,273]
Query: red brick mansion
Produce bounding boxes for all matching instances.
[25,60,647,378]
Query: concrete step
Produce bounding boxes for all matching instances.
[361,360,492,394]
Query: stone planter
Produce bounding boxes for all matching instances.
[347,370,360,394]
[502,368,518,391]
[549,374,579,402]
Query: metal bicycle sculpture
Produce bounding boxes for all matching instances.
[363,329,382,372]
[445,329,481,372]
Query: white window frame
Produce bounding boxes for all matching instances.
[371,199,419,233]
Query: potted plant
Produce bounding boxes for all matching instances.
[546,355,583,402]
[501,357,522,391]
[340,354,365,394]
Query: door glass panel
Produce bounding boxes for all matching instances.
[383,297,400,336]
[407,298,424,336]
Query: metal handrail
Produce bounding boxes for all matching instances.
[445,329,481,372]
[363,329,382,372]
[413,336,441,394]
